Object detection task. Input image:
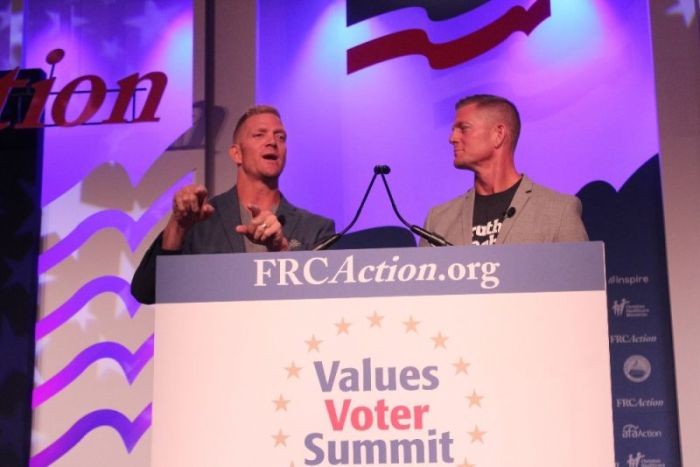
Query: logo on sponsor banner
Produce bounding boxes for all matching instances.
[611,298,650,318]
[616,398,664,409]
[254,254,502,289]
[272,311,488,465]
[608,275,650,286]
[621,452,666,467]
[610,334,658,345]
[623,355,652,383]
[622,424,662,439]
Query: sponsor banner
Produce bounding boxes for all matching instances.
[613,410,680,467]
[152,290,613,466]
[615,397,665,411]
[611,298,651,319]
[610,333,658,345]
[579,156,681,464]
[156,242,605,303]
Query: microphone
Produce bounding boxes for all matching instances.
[377,165,453,247]
[499,206,516,222]
[313,167,382,250]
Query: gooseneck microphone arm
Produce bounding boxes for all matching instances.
[312,167,382,251]
[377,168,453,247]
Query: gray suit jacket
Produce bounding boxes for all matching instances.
[131,185,335,303]
[420,175,588,246]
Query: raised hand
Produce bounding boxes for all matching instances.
[235,204,289,251]
[162,184,215,250]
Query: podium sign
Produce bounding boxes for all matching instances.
[152,243,613,466]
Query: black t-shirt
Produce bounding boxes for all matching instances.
[471,179,521,245]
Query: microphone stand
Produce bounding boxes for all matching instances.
[378,170,453,247]
[312,168,381,251]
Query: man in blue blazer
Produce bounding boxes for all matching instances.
[421,95,588,246]
[132,105,335,304]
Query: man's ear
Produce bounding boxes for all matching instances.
[493,123,507,149]
[229,144,242,165]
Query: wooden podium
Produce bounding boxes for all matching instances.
[152,243,614,466]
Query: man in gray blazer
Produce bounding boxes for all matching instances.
[421,94,587,246]
[132,105,335,304]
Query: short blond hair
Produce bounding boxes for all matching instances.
[456,94,521,150]
[233,105,281,143]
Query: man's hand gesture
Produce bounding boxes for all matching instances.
[162,184,214,250]
[235,204,289,251]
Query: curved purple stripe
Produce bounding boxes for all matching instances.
[38,172,193,274]
[32,335,154,408]
[347,0,550,73]
[29,403,152,467]
[35,275,140,340]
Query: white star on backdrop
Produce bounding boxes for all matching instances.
[124,0,180,46]
[45,10,61,36]
[101,37,124,60]
[96,354,125,379]
[0,3,11,31]
[72,307,97,331]
[68,8,87,31]
[34,366,45,386]
[666,0,698,27]
[1,3,18,68]
[33,337,52,385]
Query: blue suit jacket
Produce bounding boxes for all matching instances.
[131,186,335,303]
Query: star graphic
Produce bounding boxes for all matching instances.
[45,10,62,36]
[34,365,44,386]
[30,429,49,448]
[431,331,448,349]
[124,0,181,45]
[73,307,97,331]
[273,394,290,411]
[453,357,470,375]
[68,9,87,31]
[96,355,124,379]
[466,389,484,408]
[367,311,384,328]
[469,425,487,444]
[402,315,420,333]
[457,458,475,467]
[666,0,697,27]
[305,334,323,352]
[272,429,289,447]
[284,361,302,379]
[335,317,351,335]
[101,37,125,60]
[0,3,11,31]
[3,254,34,290]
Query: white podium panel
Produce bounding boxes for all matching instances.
[152,243,613,467]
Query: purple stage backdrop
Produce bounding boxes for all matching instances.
[257,1,684,465]
[1,0,691,465]
[23,1,195,466]
[258,0,659,232]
